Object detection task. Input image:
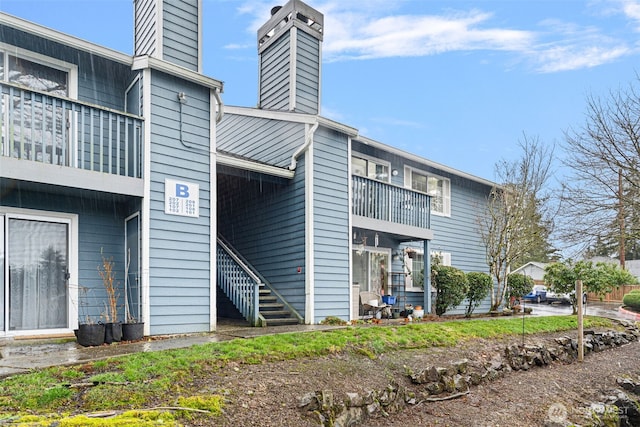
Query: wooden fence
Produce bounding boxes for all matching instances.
[587,285,640,302]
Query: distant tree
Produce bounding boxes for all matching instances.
[431,264,468,316]
[506,273,534,305]
[479,135,555,311]
[561,78,640,262]
[465,272,493,317]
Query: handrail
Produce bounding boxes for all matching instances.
[217,235,304,325]
[217,243,261,326]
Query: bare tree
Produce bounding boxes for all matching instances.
[479,135,554,311]
[561,79,640,260]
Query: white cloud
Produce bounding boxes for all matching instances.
[231,0,637,73]
[527,18,633,72]
[322,9,533,61]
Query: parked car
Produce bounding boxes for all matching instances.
[523,285,547,303]
[546,289,587,305]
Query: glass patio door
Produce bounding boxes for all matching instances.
[351,249,389,294]
[8,218,69,331]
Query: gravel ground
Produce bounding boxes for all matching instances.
[198,328,640,427]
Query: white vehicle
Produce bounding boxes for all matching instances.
[546,289,587,305]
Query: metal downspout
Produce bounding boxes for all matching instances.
[289,121,319,171]
[213,87,224,124]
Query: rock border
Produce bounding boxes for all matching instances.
[299,320,640,427]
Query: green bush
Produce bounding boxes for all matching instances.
[432,264,468,316]
[465,272,493,318]
[507,273,534,301]
[623,291,640,311]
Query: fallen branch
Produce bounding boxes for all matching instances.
[146,406,212,414]
[62,381,132,389]
[424,390,470,402]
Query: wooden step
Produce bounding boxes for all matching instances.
[263,317,300,326]
[259,302,285,311]
[261,310,292,318]
[259,295,278,303]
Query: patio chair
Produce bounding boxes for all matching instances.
[359,291,391,320]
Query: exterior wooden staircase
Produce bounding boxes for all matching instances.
[217,235,303,327]
[258,286,299,326]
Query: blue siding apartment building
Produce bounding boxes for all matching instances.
[0,0,494,338]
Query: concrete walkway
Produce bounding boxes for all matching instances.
[0,303,629,378]
[0,321,344,377]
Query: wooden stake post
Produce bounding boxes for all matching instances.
[577,279,584,362]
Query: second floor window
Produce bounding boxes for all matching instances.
[0,47,73,98]
[352,156,390,182]
[405,167,451,216]
[7,55,68,96]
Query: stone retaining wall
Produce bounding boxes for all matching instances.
[299,320,640,427]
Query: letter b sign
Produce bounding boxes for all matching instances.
[176,184,190,198]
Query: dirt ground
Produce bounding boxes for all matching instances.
[195,328,640,427]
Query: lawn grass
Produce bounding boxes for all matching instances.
[0,315,615,426]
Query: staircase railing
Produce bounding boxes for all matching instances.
[217,235,304,326]
[217,237,261,326]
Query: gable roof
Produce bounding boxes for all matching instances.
[223,105,497,188]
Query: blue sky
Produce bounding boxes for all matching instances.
[1,0,639,181]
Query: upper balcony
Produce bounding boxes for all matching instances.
[0,82,144,197]
[351,175,433,241]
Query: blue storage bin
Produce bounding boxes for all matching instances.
[381,295,396,305]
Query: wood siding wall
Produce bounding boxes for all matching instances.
[352,140,493,315]
[135,0,158,58]
[0,187,139,323]
[294,30,320,115]
[0,25,135,111]
[430,181,492,315]
[312,126,350,322]
[259,33,291,111]
[161,0,199,71]
[217,168,307,315]
[218,114,305,167]
[217,114,308,315]
[147,70,211,335]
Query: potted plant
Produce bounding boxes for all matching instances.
[121,249,145,341]
[99,251,122,344]
[75,285,106,347]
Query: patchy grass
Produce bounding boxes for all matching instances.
[0,315,614,425]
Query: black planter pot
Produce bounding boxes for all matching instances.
[76,323,106,347]
[104,322,123,344]
[122,322,145,341]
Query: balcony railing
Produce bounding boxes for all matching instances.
[1,82,143,178]
[352,175,430,229]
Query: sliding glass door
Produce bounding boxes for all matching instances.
[8,218,69,330]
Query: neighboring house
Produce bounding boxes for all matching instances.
[511,262,548,285]
[0,0,494,339]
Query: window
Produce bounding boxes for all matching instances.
[7,55,68,96]
[352,156,390,182]
[0,45,77,163]
[404,167,451,216]
[405,250,451,292]
[0,44,76,97]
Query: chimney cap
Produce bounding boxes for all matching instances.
[258,0,324,49]
[271,6,282,16]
